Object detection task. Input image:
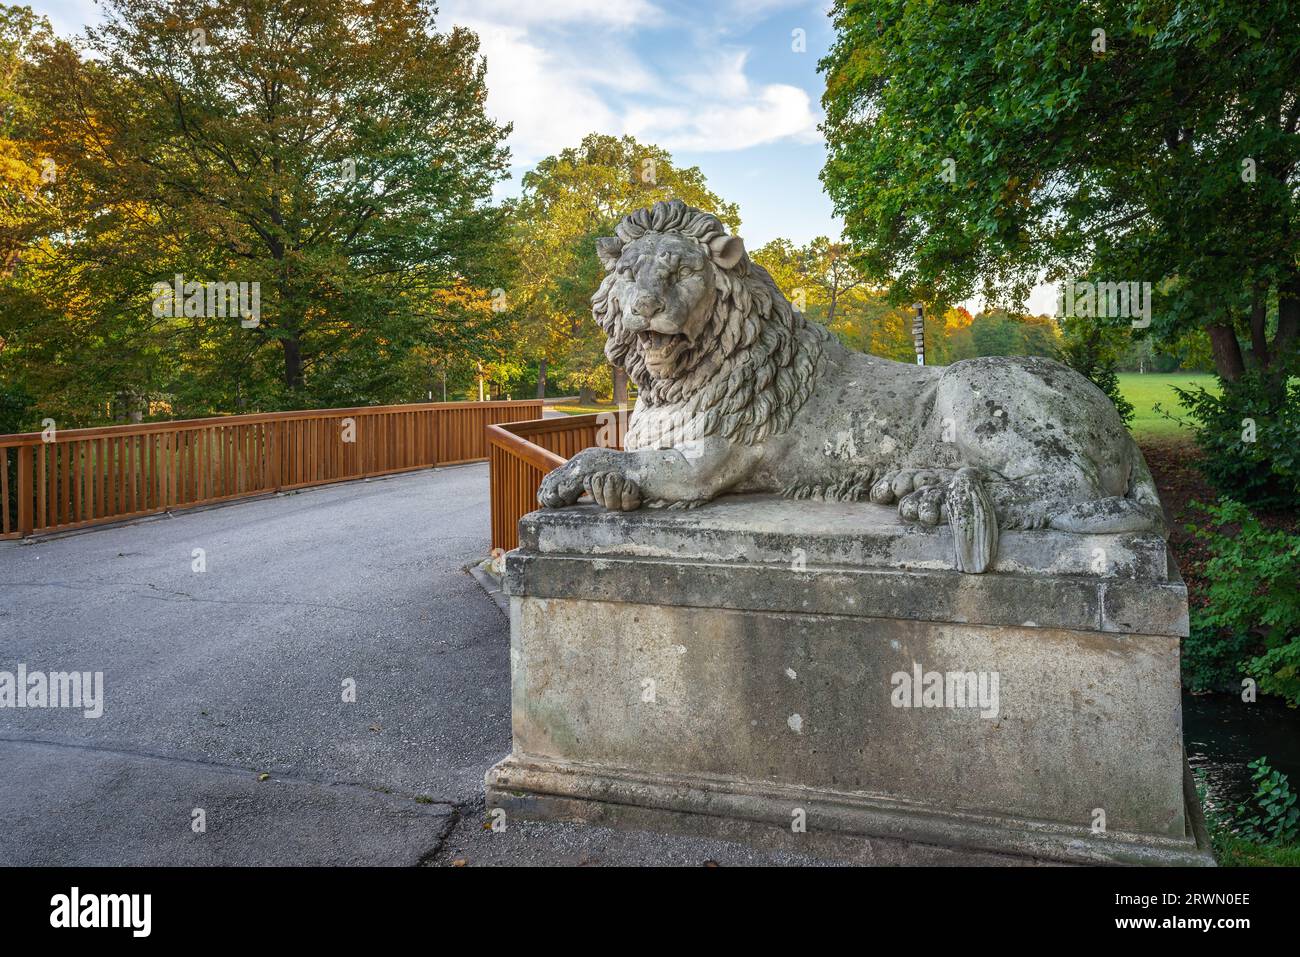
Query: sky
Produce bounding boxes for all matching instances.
[30,0,1056,312]
[34,0,838,245]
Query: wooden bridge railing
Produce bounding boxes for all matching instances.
[0,399,542,539]
[486,410,628,553]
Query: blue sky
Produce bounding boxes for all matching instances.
[33,0,841,247]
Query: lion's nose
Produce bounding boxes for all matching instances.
[631,293,663,318]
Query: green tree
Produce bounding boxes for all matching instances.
[0,5,50,277]
[1056,316,1135,425]
[507,134,738,405]
[820,0,1299,390]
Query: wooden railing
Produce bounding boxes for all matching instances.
[0,400,542,539]
[486,410,627,552]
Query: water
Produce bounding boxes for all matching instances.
[1182,691,1300,817]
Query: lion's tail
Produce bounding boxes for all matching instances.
[946,468,999,574]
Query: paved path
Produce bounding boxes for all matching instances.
[0,465,817,866]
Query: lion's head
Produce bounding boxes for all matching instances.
[595,197,748,382]
[593,199,746,382]
[592,199,825,450]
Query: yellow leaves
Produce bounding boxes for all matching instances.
[428,278,497,319]
[943,305,974,330]
[0,138,44,211]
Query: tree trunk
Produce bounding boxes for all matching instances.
[612,365,628,406]
[282,337,304,391]
[1275,271,1300,364]
[578,386,596,406]
[536,357,548,399]
[1206,323,1246,382]
[1247,282,1270,368]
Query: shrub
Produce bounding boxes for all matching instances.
[1198,767,1300,865]
[1174,371,1300,510]
[1182,622,1256,696]
[1234,758,1300,847]
[1186,499,1300,707]
[1055,318,1134,425]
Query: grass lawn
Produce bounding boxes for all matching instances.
[550,399,636,416]
[1117,372,1216,440]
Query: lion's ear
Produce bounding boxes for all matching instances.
[596,237,623,271]
[708,234,746,270]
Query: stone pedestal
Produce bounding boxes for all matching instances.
[485,496,1213,865]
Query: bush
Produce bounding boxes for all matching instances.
[1197,767,1300,866]
[1186,498,1300,707]
[1234,758,1300,847]
[1182,622,1256,696]
[1174,371,1300,510]
[1055,318,1134,425]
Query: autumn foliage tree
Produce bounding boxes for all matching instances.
[3,0,510,423]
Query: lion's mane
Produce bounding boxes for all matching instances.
[592,200,827,450]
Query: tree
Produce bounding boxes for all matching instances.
[820,0,1300,393]
[11,0,509,419]
[0,5,52,430]
[0,5,51,278]
[752,236,955,363]
[506,134,738,404]
[1057,316,1135,425]
[750,235,866,327]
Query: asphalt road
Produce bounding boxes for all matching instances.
[0,464,818,866]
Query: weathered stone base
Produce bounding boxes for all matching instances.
[489,497,1212,866]
[486,754,1214,866]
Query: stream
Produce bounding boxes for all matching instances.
[1182,691,1300,817]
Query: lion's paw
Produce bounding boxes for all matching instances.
[898,485,948,525]
[584,471,642,511]
[538,464,583,508]
[869,468,952,505]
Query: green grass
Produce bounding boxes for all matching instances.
[1117,372,1217,439]
[551,400,636,416]
[1211,832,1300,866]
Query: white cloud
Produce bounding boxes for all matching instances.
[445,10,821,165]
[625,84,819,152]
[627,49,820,152]
[456,18,624,163]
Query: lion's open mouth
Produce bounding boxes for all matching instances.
[637,330,689,354]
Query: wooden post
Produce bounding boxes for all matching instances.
[17,444,33,536]
[270,420,283,490]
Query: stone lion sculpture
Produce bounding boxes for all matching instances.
[537,199,1165,573]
